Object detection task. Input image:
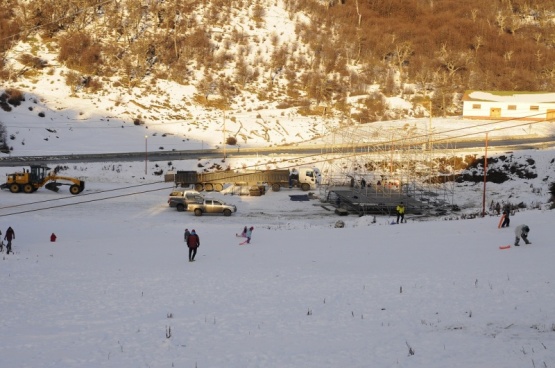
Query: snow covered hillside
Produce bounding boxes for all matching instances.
[0,108,554,368]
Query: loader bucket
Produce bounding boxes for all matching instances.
[45,182,61,192]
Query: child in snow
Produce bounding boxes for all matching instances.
[501,205,510,228]
[237,226,247,237]
[514,224,531,246]
[245,227,253,244]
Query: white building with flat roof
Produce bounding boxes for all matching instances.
[462,91,555,121]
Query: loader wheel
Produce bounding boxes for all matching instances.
[9,183,20,193]
[69,184,81,195]
[301,183,310,191]
[194,209,203,216]
[23,184,34,193]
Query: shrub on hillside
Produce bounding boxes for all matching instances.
[58,32,102,74]
[2,89,25,106]
[226,136,237,146]
[18,54,47,69]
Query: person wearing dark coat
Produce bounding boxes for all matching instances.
[184,228,190,242]
[501,206,510,228]
[187,229,200,262]
[4,226,15,254]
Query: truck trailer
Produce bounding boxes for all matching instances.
[169,167,319,192]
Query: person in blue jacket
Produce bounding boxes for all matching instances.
[245,226,254,244]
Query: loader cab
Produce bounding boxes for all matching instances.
[29,165,50,183]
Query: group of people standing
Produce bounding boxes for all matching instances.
[0,226,15,254]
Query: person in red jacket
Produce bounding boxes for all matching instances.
[186,229,200,262]
[4,226,15,254]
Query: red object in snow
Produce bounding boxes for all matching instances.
[50,233,57,242]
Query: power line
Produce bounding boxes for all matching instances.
[0,180,170,210]
[247,112,553,170]
[0,185,171,218]
[0,112,551,216]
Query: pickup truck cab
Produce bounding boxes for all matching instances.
[168,190,204,212]
[187,198,237,216]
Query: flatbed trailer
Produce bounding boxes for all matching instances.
[169,168,318,192]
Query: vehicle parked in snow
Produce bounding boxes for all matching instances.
[187,198,237,216]
[168,190,204,212]
[168,167,320,192]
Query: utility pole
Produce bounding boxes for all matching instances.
[428,100,433,150]
[482,132,488,217]
[145,135,148,175]
[223,109,226,160]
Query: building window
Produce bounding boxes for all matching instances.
[530,105,539,111]
[508,105,517,110]
[472,104,481,109]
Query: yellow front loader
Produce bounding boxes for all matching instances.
[1,165,85,194]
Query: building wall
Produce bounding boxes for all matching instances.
[463,101,555,121]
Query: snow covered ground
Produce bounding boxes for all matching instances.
[0,167,554,368]
[1,119,555,367]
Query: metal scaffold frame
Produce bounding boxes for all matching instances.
[318,122,458,214]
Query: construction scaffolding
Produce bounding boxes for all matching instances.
[318,122,458,216]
